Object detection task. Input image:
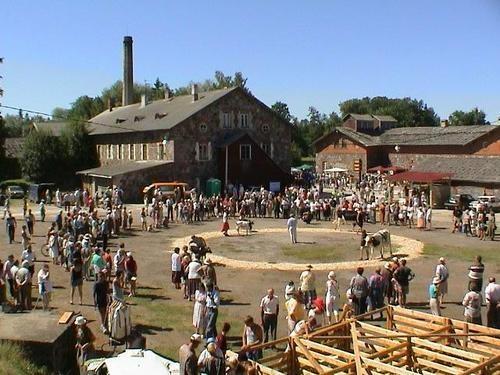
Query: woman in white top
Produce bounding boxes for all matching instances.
[192,283,207,334]
[325,271,340,323]
[37,264,52,310]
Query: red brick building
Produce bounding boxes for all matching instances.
[314,114,500,196]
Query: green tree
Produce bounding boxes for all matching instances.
[339,96,439,127]
[51,107,70,120]
[448,108,487,126]
[60,121,99,178]
[271,101,293,123]
[67,95,105,121]
[21,130,64,183]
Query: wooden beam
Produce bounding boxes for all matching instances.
[361,357,419,375]
[453,354,500,375]
[415,357,462,374]
[351,322,369,375]
[295,337,327,374]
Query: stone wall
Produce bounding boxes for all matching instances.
[315,132,367,173]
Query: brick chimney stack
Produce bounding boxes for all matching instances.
[191,84,199,102]
[122,36,134,106]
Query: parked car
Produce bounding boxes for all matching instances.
[471,196,500,212]
[444,194,475,210]
[8,185,25,199]
[142,182,189,202]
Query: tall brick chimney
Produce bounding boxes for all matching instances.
[122,36,134,106]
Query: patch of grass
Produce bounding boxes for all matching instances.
[281,244,350,262]
[423,244,500,265]
[0,342,48,375]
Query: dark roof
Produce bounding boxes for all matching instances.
[378,125,498,146]
[33,121,68,136]
[372,115,397,122]
[315,124,499,148]
[77,161,172,177]
[343,113,374,121]
[3,137,24,158]
[89,88,237,135]
[413,155,500,184]
[387,171,453,183]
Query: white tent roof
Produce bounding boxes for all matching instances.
[104,350,179,375]
[324,167,348,173]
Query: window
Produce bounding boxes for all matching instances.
[198,143,209,161]
[239,113,249,128]
[157,143,164,160]
[341,138,347,148]
[261,143,270,155]
[141,144,148,160]
[97,145,102,157]
[199,123,207,133]
[107,145,113,159]
[261,124,270,133]
[222,112,231,128]
[129,144,135,160]
[117,144,123,160]
[240,144,251,160]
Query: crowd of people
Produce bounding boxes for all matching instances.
[452,206,496,241]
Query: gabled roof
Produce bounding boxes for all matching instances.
[413,155,500,184]
[372,114,397,122]
[342,113,374,121]
[89,88,238,135]
[33,121,68,136]
[387,171,453,183]
[77,161,172,177]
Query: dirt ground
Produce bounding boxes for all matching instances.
[1,200,498,359]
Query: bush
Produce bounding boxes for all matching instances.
[0,342,48,375]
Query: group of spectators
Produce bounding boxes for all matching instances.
[452,206,496,241]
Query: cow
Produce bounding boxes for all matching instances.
[236,220,254,235]
[366,229,392,260]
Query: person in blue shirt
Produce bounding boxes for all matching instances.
[429,277,441,316]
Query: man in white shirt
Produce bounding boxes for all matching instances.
[21,246,36,276]
[171,247,182,290]
[485,277,500,328]
[260,288,279,342]
[287,214,298,244]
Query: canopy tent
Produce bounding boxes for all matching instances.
[387,170,453,183]
[324,167,348,173]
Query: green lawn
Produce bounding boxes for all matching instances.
[423,243,500,268]
[0,343,48,375]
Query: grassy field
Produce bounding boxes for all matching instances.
[281,244,351,262]
[423,243,500,272]
[0,343,48,375]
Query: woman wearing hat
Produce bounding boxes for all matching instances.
[325,271,340,324]
[429,277,441,316]
[74,316,95,371]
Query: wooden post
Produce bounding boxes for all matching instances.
[386,305,393,330]
[406,337,414,370]
[463,323,469,349]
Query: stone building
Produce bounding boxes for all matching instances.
[314,115,500,196]
[78,86,291,201]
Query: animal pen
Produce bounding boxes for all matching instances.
[243,305,500,374]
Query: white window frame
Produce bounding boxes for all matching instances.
[97,145,102,158]
[198,143,209,161]
[107,145,113,159]
[240,144,252,161]
[141,144,148,160]
[239,113,249,128]
[157,143,164,160]
[222,112,231,128]
[129,144,135,160]
[117,144,123,160]
[261,143,270,155]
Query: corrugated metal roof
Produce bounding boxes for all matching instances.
[89,88,237,135]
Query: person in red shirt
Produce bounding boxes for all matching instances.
[124,252,137,297]
[102,249,112,282]
[215,322,231,354]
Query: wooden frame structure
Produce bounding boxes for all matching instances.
[245,306,500,374]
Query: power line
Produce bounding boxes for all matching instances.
[0,104,135,132]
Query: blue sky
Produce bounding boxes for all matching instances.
[2,0,500,121]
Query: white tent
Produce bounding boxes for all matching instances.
[87,349,180,375]
[324,167,348,173]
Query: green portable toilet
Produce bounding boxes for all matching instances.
[206,178,221,197]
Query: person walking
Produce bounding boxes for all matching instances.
[350,267,369,315]
[299,265,316,309]
[220,210,230,237]
[325,271,340,324]
[260,288,279,342]
[468,256,485,293]
[429,277,441,316]
[37,264,52,310]
[179,334,202,375]
[435,257,449,306]
[70,258,84,305]
[287,214,298,244]
[192,283,207,334]
[485,277,500,328]
[93,271,109,333]
[6,212,16,244]
[368,267,385,317]
[462,289,483,325]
